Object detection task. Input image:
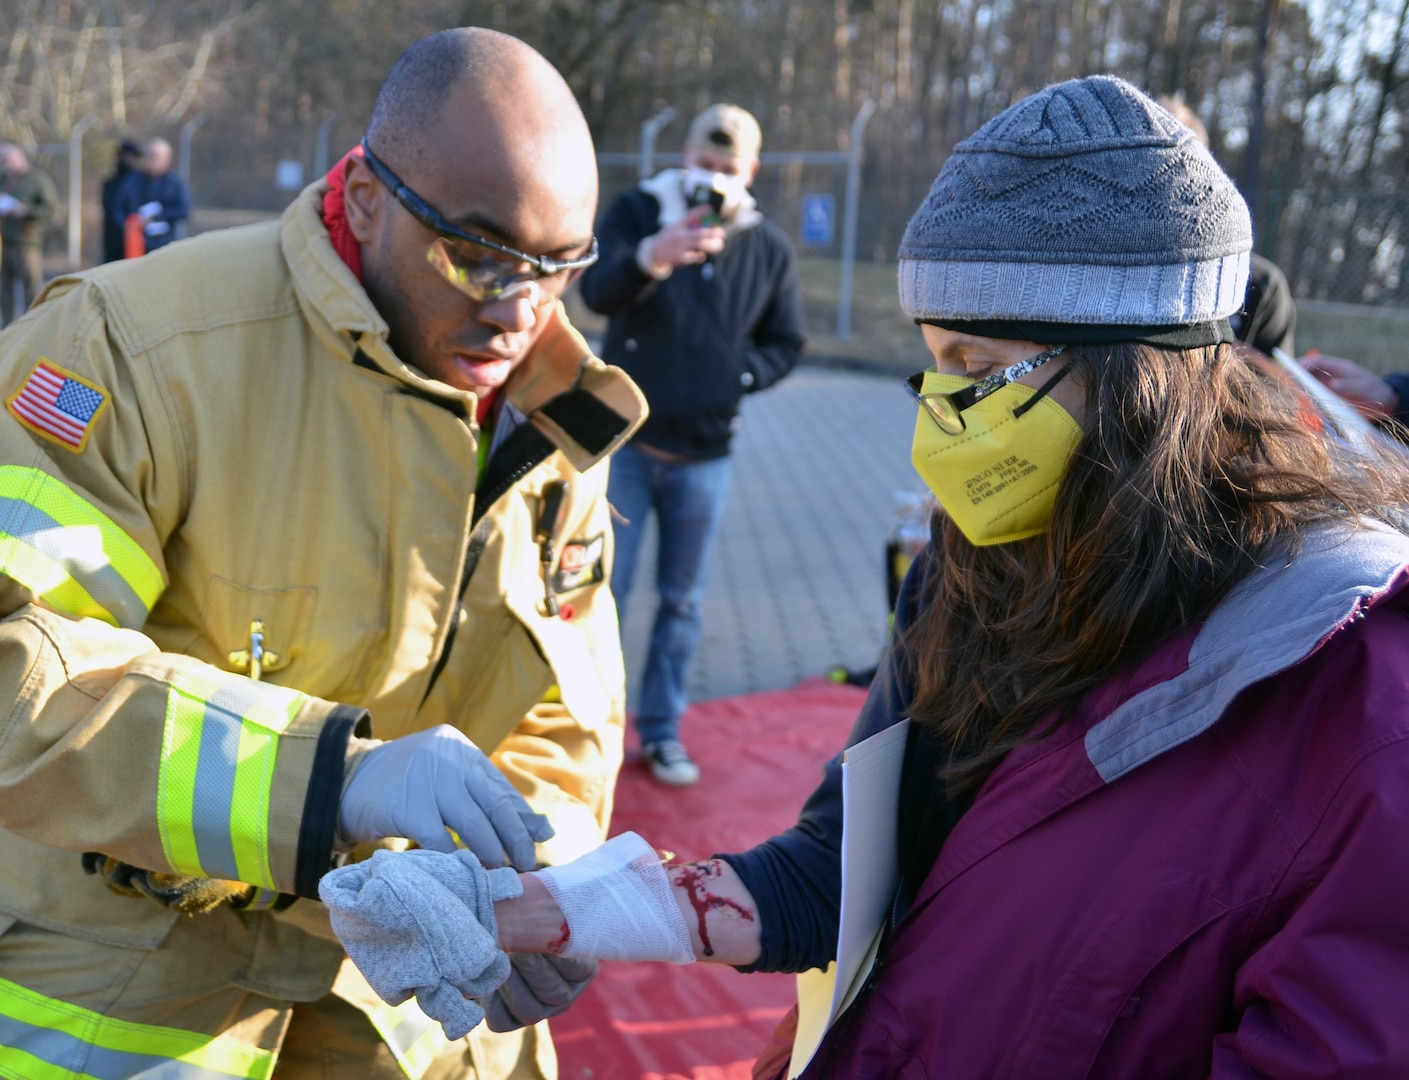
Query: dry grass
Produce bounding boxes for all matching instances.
[1296,302,1409,377]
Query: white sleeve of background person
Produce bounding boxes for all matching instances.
[533,831,695,964]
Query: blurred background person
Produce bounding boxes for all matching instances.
[117,137,191,255]
[101,138,144,263]
[1300,351,1409,437]
[577,103,805,787]
[1158,94,1297,358]
[0,142,59,325]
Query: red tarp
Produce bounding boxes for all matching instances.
[551,677,867,1080]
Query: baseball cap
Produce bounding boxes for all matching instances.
[685,104,762,162]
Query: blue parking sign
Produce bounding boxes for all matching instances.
[801,194,835,246]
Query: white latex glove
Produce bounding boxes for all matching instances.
[137,200,163,220]
[476,952,597,1032]
[338,725,552,871]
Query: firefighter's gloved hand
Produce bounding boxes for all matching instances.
[338,725,552,871]
[475,952,598,1032]
[321,847,523,1040]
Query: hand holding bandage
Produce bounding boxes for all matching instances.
[477,952,598,1032]
[338,725,553,871]
[322,832,759,1034]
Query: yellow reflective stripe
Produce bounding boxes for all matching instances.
[158,669,307,889]
[0,534,108,622]
[0,1046,93,1080]
[229,681,305,889]
[0,465,163,629]
[0,976,276,1079]
[158,671,209,878]
[367,998,450,1080]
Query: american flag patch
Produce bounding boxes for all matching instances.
[6,359,110,452]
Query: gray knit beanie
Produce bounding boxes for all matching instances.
[898,75,1252,345]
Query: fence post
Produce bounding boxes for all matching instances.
[639,107,676,180]
[176,114,208,241]
[315,111,344,178]
[837,99,876,342]
[67,115,97,268]
[178,113,209,179]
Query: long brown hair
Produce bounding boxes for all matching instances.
[904,341,1409,793]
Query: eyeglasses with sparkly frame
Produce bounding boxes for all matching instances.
[905,345,1068,435]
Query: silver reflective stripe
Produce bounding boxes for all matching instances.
[369,998,450,1079]
[0,1013,253,1079]
[0,495,149,627]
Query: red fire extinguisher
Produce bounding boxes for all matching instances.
[123,213,146,259]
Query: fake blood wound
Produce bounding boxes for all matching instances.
[547,922,571,954]
[669,860,753,958]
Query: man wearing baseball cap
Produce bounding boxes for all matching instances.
[579,104,805,786]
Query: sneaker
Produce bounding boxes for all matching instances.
[643,740,700,787]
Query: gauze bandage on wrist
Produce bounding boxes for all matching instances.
[533,831,694,964]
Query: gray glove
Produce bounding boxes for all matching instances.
[320,847,523,1039]
[338,725,552,871]
[476,952,598,1032]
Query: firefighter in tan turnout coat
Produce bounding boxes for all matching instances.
[0,29,642,1080]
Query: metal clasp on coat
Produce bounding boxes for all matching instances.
[227,618,288,681]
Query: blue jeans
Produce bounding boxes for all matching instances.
[609,443,732,746]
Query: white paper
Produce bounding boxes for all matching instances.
[789,718,909,1077]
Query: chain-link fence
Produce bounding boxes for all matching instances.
[20,118,1409,372]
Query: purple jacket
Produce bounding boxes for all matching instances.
[767,523,1409,1078]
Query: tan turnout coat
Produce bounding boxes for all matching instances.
[0,180,645,1079]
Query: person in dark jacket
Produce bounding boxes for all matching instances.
[100,138,143,263]
[116,137,191,254]
[577,103,805,786]
[0,142,59,325]
[328,76,1409,1080]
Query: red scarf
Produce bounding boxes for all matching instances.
[322,146,497,422]
[321,146,364,280]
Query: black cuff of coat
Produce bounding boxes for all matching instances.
[294,705,370,899]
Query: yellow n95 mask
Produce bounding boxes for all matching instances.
[909,369,1084,546]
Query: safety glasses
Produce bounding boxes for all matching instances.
[360,139,598,303]
[905,345,1067,434]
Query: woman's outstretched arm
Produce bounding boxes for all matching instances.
[495,835,763,967]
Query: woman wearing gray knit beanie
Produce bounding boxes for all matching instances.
[329,76,1409,1078]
